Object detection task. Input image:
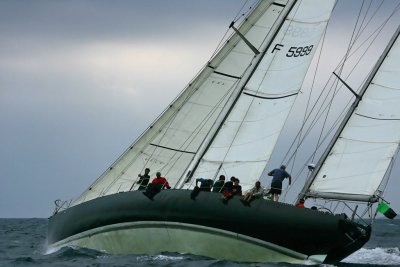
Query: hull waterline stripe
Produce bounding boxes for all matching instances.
[150,144,196,154]
[243,91,298,99]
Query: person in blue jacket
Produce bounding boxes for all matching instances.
[268,165,292,202]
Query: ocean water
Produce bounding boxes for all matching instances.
[0,218,399,267]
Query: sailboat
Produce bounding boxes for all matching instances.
[47,0,399,264]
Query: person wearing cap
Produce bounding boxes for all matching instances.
[143,171,171,200]
[267,165,292,202]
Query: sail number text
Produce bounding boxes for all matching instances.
[286,45,314,57]
[272,44,314,57]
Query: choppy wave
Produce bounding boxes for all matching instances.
[41,245,400,267]
[51,246,108,259]
[41,246,400,267]
[136,254,185,262]
[343,247,400,265]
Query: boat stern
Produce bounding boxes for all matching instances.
[324,219,371,263]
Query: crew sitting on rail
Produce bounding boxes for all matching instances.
[212,175,225,193]
[190,178,214,200]
[240,181,265,205]
[136,167,150,190]
[222,177,241,203]
[142,172,171,200]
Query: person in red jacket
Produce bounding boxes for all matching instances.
[143,172,171,200]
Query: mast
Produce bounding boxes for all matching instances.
[299,25,400,202]
[176,0,298,188]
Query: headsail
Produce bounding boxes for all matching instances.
[72,0,336,206]
[302,25,400,202]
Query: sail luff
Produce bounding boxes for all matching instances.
[301,25,400,202]
[176,0,298,189]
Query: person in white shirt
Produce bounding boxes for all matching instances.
[240,181,265,205]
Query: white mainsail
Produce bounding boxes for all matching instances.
[72,0,336,206]
[187,0,336,191]
[304,26,400,202]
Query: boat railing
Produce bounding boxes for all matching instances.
[308,200,373,226]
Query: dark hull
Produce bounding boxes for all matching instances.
[48,190,370,263]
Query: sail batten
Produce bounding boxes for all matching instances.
[149,144,196,154]
[243,91,298,99]
[213,71,242,79]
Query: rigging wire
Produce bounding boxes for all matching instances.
[309,0,367,162]
[280,0,338,200]
[284,16,332,178]
[281,0,400,202]
[207,0,307,191]
[285,2,374,166]
[287,4,397,159]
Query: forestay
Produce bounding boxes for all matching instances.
[186,0,336,191]
[306,27,400,202]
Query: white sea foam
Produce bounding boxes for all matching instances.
[343,247,400,265]
[44,245,61,255]
[137,254,185,262]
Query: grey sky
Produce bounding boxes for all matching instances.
[0,0,399,218]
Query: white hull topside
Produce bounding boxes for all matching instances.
[48,220,326,264]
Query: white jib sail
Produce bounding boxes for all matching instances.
[187,0,336,191]
[308,28,400,202]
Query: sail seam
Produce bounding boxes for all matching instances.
[150,144,196,154]
[288,19,330,25]
[339,136,398,144]
[371,82,400,91]
[243,91,298,99]
[355,113,400,121]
